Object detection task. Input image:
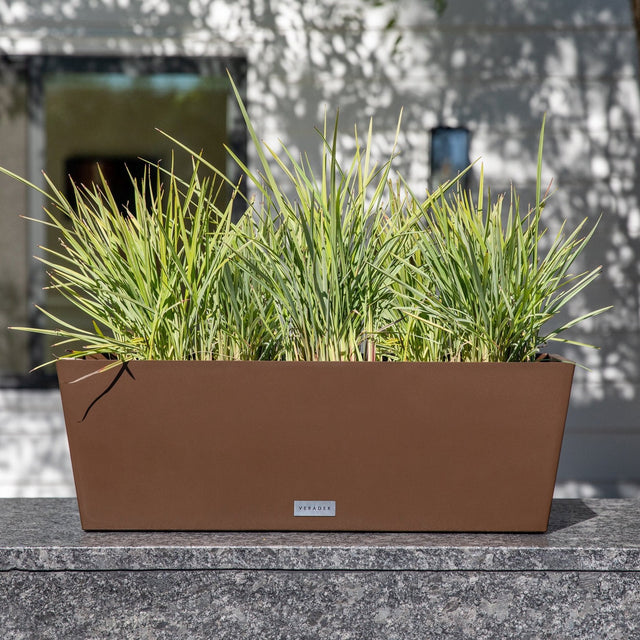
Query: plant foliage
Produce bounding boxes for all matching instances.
[3,80,608,366]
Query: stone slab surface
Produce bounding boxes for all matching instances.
[1,499,640,639]
[1,498,640,571]
[2,569,639,640]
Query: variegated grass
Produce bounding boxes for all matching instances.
[4,77,608,366]
[390,118,610,362]
[4,158,277,365]
[168,78,457,362]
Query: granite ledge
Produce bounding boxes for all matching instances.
[1,498,640,573]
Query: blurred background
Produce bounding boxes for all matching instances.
[0,0,638,498]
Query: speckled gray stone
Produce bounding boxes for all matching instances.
[1,499,640,639]
[1,498,639,571]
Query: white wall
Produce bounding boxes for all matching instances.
[0,390,70,496]
[0,0,638,497]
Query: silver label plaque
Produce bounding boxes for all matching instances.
[294,500,336,517]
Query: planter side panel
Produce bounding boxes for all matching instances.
[57,361,574,532]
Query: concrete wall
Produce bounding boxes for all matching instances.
[0,390,69,496]
[0,0,638,497]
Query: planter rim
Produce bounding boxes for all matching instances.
[57,358,574,366]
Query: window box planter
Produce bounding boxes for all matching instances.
[58,358,574,532]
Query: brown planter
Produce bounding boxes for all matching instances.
[57,359,574,532]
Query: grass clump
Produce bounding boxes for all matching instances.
[4,81,608,366]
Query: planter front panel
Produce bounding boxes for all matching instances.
[57,360,574,532]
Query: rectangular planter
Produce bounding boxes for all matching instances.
[57,359,574,532]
